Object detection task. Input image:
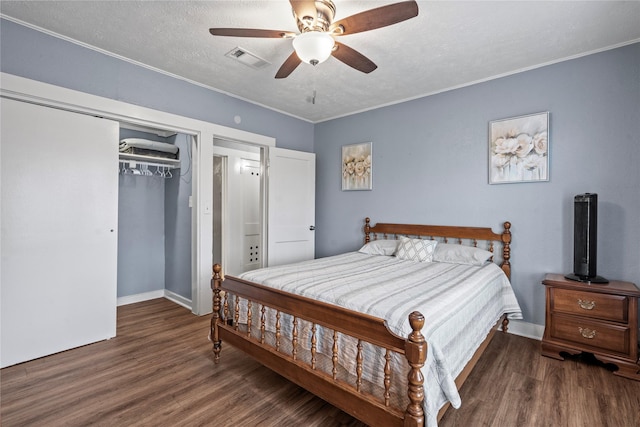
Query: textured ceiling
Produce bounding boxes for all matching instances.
[1,1,639,123]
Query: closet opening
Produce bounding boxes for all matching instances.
[117,124,194,308]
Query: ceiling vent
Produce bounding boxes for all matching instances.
[225,47,270,69]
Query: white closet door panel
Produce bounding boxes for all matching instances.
[1,98,119,368]
[267,147,315,266]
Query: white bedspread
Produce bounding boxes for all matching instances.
[238,252,522,427]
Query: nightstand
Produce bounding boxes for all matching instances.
[541,273,640,380]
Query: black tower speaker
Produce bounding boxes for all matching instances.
[565,193,608,283]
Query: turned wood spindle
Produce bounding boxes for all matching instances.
[292,316,298,360]
[501,221,512,279]
[246,300,252,338]
[223,292,229,323]
[332,330,339,380]
[404,311,427,427]
[384,349,392,406]
[234,296,240,332]
[311,323,317,369]
[502,316,510,333]
[364,217,371,243]
[260,305,266,344]
[356,340,363,392]
[275,311,281,352]
[211,264,223,363]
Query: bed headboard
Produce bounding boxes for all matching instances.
[364,217,512,280]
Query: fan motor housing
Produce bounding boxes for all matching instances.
[294,0,336,33]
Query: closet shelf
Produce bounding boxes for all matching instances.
[119,152,180,169]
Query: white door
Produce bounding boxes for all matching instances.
[1,98,119,367]
[267,147,315,266]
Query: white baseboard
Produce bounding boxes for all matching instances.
[501,319,544,341]
[117,290,192,311]
[117,290,165,306]
[163,290,192,310]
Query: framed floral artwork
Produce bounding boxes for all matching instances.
[489,112,549,184]
[342,142,372,190]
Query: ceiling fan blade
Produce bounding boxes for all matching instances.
[331,42,377,74]
[330,1,419,36]
[275,51,302,79]
[289,0,318,24]
[209,28,296,38]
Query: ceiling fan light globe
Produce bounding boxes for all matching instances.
[293,31,334,65]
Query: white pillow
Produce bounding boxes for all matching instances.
[432,243,493,266]
[358,239,398,256]
[395,237,438,262]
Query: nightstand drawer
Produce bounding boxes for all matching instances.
[549,314,631,354]
[552,288,628,322]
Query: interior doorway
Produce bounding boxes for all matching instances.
[212,138,264,277]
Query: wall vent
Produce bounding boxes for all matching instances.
[225,47,270,69]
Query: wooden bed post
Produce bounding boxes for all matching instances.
[500,222,512,334]
[502,316,510,333]
[364,217,372,243]
[404,311,427,427]
[501,221,512,280]
[211,264,223,363]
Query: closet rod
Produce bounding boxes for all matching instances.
[118,158,180,170]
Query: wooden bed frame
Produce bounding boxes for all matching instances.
[210,218,512,427]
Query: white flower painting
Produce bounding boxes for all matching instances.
[489,112,549,184]
[342,142,372,190]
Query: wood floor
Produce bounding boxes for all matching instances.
[2,299,639,427]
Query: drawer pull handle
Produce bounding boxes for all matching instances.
[579,327,596,339]
[577,299,596,310]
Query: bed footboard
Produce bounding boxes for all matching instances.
[210,264,428,427]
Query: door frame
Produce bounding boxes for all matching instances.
[1,72,275,315]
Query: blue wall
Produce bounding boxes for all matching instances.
[117,129,168,298]
[116,130,192,300]
[164,133,193,298]
[314,43,640,326]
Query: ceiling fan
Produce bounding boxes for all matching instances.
[209,0,419,79]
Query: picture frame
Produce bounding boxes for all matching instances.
[342,142,372,191]
[489,112,549,184]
